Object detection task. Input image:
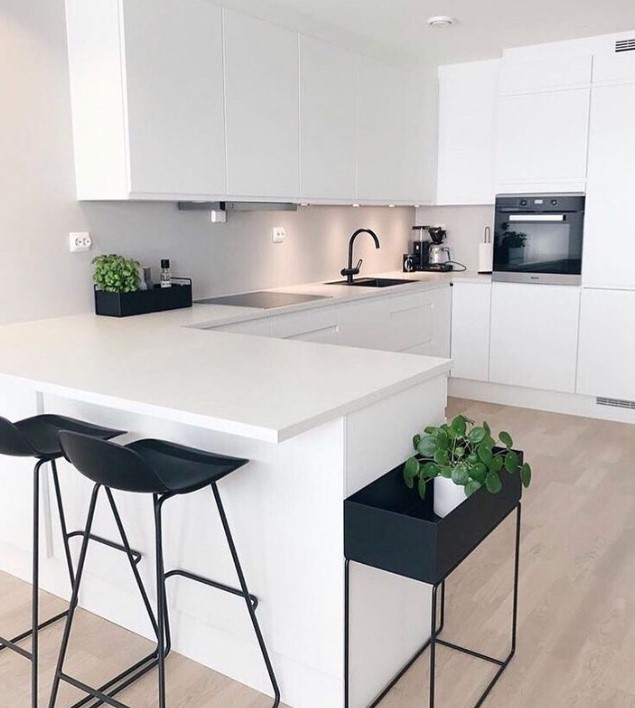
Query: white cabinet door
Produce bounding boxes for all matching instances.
[123,0,226,197]
[436,60,499,205]
[212,319,271,336]
[499,54,592,94]
[489,283,581,393]
[495,89,591,191]
[399,287,451,358]
[269,307,338,343]
[299,36,356,202]
[356,58,419,203]
[583,81,635,289]
[224,9,299,199]
[66,0,226,199]
[450,282,492,381]
[577,288,635,400]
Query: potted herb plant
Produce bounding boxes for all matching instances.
[404,415,532,517]
[93,254,140,294]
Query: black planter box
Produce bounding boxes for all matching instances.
[344,450,522,585]
[94,279,192,317]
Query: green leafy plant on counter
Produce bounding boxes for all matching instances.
[92,254,140,293]
[403,415,532,500]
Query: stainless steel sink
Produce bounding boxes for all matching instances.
[324,277,414,288]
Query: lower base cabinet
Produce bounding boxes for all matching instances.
[577,288,635,400]
[450,282,492,381]
[489,283,581,393]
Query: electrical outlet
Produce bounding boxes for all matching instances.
[272,227,286,244]
[69,232,92,253]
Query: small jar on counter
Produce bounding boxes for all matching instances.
[160,259,172,289]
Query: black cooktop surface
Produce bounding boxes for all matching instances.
[197,291,331,309]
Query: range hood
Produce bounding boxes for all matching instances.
[177,201,297,212]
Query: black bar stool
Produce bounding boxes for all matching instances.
[0,414,125,708]
[49,433,281,708]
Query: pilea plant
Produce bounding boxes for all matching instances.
[92,254,140,293]
[404,415,532,500]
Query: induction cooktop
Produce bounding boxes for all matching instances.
[197,291,331,309]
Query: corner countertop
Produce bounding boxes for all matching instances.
[0,270,466,442]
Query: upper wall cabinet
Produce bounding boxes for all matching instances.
[494,54,592,193]
[357,58,425,203]
[299,36,356,202]
[436,59,500,205]
[223,10,299,200]
[66,0,226,200]
[583,54,635,289]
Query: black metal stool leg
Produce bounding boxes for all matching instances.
[48,484,101,708]
[153,495,168,708]
[32,458,46,708]
[51,459,76,589]
[429,584,439,708]
[211,483,281,708]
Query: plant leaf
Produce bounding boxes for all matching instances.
[424,426,438,435]
[455,446,466,458]
[483,421,491,435]
[421,462,439,479]
[439,466,453,479]
[417,435,437,458]
[467,427,486,444]
[504,450,519,474]
[451,415,467,436]
[477,443,493,465]
[436,430,449,450]
[469,462,487,483]
[485,472,502,494]
[434,449,449,466]
[412,434,421,451]
[520,462,532,488]
[403,457,420,488]
[452,463,470,486]
[490,455,504,473]
[464,480,482,497]
[418,475,428,499]
[500,431,513,448]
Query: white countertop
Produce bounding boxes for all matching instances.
[0,271,460,442]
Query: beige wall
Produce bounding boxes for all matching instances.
[0,0,415,325]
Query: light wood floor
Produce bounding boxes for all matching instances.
[2,399,635,707]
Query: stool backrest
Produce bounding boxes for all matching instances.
[0,417,36,457]
[59,431,170,494]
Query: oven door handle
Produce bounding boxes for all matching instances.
[507,214,566,222]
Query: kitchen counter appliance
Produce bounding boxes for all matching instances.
[493,194,585,285]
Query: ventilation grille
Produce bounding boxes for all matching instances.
[596,396,635,410]
[615,38,635,53]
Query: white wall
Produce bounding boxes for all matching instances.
[0,0,414,326]
[414,205,494,272]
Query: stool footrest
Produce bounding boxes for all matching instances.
[67,531,143,565]
[164,568,259,610]
[60,650,159,708]
[0,608,70,660]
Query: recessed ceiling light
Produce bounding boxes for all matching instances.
[427,15,455,28]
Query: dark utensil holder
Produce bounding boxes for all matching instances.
[94,278,193,318]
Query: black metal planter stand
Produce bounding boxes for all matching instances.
[344,454,523,708]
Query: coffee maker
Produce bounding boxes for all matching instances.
[403,225,452,272]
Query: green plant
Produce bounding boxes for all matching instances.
[404,415,532,500]
[92,254,140,293]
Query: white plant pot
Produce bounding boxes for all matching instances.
[433,476,466,518]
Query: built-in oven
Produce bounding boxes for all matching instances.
[493,194,585,285]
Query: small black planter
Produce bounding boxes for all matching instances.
[344,449,522,585]
[94,279,192,318]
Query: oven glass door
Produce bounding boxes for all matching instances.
[493,211,583,284]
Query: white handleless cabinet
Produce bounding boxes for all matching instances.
[66,0,226,200]
[583,74,635,289]
[223,9,299,200]
[212,319,271,337]
[269,307,338,344]
[489,283,581,393]
[577,288,635,400]
[436,60,499,205]
[450,282,492,381]
[299,37,356,202]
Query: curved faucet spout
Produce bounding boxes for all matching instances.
[341,229,381,284]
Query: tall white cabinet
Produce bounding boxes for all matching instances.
[66,0,227,200]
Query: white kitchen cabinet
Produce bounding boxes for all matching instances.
[223,9,299,200]
[450,282,492,381]
[66,0,226,200]
[436,60,500,205]
[337,287,451,356]
[499,53,592,94]
[269,307,338,344]
[583,76,635,289]
[212,319,271,336]
[489,283,581,393]
[299,37,356,202]
[577,288,635,400]
[356,58,424,203]
[495,88,591,192]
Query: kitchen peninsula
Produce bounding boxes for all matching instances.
[0,278,451,708]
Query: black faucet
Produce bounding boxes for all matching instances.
[340,228,381,284]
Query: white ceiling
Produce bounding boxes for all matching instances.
[222,0,635,66]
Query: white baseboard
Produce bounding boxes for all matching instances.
[449,378,635,426]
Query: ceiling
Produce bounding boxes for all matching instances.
[222,0,635,66]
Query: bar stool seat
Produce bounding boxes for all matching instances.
[0,413,125,708]
[48,432,280,708]
[127,438,248,494]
